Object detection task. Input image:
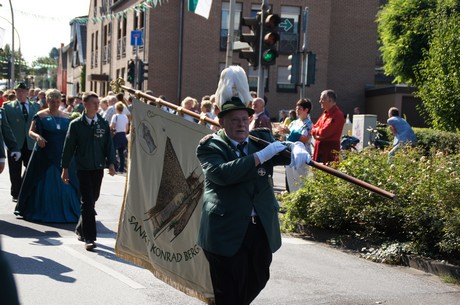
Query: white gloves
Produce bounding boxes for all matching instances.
[290,141,311,170]
[10,151,21,161]
[256,141,287,164]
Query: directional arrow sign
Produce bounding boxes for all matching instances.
[279,18,294,32]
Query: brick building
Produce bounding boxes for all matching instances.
[84,0,381,121]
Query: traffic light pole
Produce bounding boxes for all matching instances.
[134,45,139,89]
[225,0,236,67]
[300,7,309,99]
[257,1,269,98]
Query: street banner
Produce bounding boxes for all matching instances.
[115,98,214,303]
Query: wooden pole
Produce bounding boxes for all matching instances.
[111,78,396,200]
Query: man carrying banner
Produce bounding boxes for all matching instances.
[196,66,311,305]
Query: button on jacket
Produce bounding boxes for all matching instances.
[61,114,115,170]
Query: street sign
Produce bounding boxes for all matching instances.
[279,18,294,32]
[131,30,143,46]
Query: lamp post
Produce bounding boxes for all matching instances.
[8,0,14,86]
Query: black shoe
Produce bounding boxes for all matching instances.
[76,232,84,242]
[85,241,97,251]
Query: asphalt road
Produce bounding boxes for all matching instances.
[1,165,459,305]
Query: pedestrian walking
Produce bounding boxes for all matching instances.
[196,66,310,305]
[61,91,116,251]
[1,82,41,202]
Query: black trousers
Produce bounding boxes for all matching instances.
[75,169,103,242]
[204,219,272,305]
[7,143,32,198]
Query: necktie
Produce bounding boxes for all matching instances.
[237,142,247,157]
[21,102,28,121]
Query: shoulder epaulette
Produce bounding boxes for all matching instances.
[250,127,271,135]
[199,134,214,145]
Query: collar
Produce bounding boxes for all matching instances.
[85,115,98,124]
[325,104,339,115]
[220,130,248,147]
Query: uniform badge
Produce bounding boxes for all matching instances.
[257,167,267,176]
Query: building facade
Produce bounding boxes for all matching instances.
[84,0,381,121]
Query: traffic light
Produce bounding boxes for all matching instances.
[288,52,301,84]
[260,11,280,66]
[127,60,135,85]
[0,59,12,79]
[238,14,261,67]
[306,52,316,86]
[138,60,144,83]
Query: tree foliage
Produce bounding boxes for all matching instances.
[378,0,460,131]
[377,0,437,85]
[415,1,460,131]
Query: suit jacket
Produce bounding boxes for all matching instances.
[196,128,290,257]
[251,112,272,132]
[2,100,41,150]
[0,108,19,159]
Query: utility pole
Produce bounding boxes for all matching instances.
[300,7,309,99]
[257,1,269,98]
[225,0,236,67]
[9,0,15,86]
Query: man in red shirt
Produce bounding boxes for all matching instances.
[311,89,345,163]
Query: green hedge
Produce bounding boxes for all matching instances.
[280,133,460,263]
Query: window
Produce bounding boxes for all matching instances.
[277,66,296,92]
[279,6,301,55]
[220,2,242,50]
[247,68,268,93]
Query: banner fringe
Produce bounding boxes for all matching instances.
[115,246,214,304]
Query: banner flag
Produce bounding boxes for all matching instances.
[188,0,213,19]
[115,99,214,303]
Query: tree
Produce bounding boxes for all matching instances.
[377,0,437,84]
[415,2,460,131]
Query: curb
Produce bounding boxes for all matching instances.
[401,254,460,279]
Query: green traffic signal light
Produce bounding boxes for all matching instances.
[262,49,277,63]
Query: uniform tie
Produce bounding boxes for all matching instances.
[21,102,28,121]
[236,142,247,157]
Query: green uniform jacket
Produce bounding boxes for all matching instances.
[2,100,41,150]
[196,128,290,257]
[61,114,116,170]
[0,108,19,158]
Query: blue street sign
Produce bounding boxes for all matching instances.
[131,30,143,46]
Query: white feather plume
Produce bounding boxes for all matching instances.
[215,66,252,110]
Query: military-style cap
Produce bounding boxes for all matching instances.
[14,82,29,90]
[218,97,254,118]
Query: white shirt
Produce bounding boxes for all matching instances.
[111,113,129,133]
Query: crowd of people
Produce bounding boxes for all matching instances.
[0,83,118,252]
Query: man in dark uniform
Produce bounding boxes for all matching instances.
[61,91,116,251]
[196,66,311,305]
[2,82,41,201]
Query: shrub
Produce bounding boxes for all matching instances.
[280,143,460,262]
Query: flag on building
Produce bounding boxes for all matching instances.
[188,0,213,19]
[115,99,214,303]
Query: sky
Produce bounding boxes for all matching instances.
[0,0,90,65]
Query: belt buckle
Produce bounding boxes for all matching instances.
[251,216,257,224]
